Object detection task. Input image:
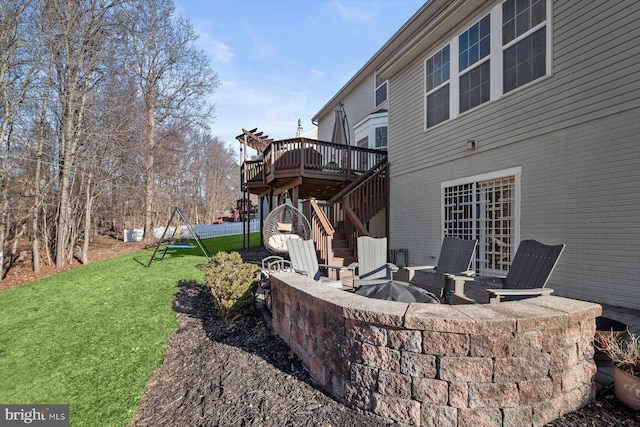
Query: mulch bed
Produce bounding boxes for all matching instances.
[127,280,393,427]
[128,246,640,427]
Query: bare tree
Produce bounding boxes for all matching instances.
[120,0,219,243]
[203,135,238,223]
[43,0,120,267]
[0,0,40,279]
[1,0,232,275]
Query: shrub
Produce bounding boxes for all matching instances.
[598,329,640,377]
[201,251,260,321]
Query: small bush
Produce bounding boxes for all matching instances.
[201,251,260,321]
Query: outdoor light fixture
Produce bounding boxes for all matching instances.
[466,139,478,150]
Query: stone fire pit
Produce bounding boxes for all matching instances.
[269,272,601,427]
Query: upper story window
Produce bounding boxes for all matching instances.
[459,15,491,113]
[502,0,547,93]
[425,45,450,127]
[375,126,387,149]
[354,110,388,150]
[424,0,550,129]
[375,74,388,107]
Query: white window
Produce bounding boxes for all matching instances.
[502,0,547,93]
[354,110,388,150]
[375,74,387,107]
[375,126,387,149]
[425,0,551,128]
[442,168,521,275]
[459,14,491,113]
[425,45,450,127]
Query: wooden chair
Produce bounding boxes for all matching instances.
[348,236,399,287]
[480,240,565,303]
[405,236,478,304]
[285,239,344,288]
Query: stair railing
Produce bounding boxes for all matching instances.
[302,199,335,264]
[330,159,389,238]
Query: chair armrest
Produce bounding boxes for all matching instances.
[487,287,554,304]
[404,265,436,281]
[267,259,292,273]
[293,268,311,277]
[347,262,358,271]
[319,264,347,279]
[262,255,284,268]
[387,263,399,280]
[444,273,475,282]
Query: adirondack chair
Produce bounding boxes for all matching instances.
[258,255,294,311]
[286,239,344,288]
[479,239,565,303]
[348,236,399,287]
[404,236,478,304]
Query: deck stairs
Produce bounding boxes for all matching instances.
[302,159,389,270]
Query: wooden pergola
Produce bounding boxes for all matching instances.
[236,128,273,158]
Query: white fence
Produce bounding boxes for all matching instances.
[184,219,260,239]
[123,219,260,242]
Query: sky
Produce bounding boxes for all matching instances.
[174,0,425,157]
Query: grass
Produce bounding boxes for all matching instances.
[0,233,260,427]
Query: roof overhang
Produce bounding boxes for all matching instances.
[312,0,451,123]
[312,0,498,122]
[378,0,495,79]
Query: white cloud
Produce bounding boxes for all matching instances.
[207,77,312,154]
[309,69,324,82]
[210,39,235,63]
[244,26,277,61]
[330,0,375,25]
[188,21,235,64]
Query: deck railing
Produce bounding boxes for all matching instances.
[242,138,386,184]
[240,160,264,186]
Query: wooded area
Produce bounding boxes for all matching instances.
[0,0,237,277]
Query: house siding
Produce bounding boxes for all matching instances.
[388,0,640,308]
[316,75,378,144]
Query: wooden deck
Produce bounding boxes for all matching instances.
[241,138,387,200]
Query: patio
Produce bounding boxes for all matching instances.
[268,271,601,426]
[354,268,640,396]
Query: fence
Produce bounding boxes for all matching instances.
[125,219,260,242]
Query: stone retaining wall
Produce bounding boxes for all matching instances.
[269,273,602,427]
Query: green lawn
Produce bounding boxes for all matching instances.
[0,233,260,426]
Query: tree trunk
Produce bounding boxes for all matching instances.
[32,60,52,273]
[55,111,75,268]
[143,87,156,244]
[81,170,94,264]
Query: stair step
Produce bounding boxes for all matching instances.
[332,240,350,249]
[329,256,356,267]
[332,247,354,258]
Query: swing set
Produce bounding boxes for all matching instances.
[147,207,211,267]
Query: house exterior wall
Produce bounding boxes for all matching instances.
[316,74,381,144]
[387,0,640,308]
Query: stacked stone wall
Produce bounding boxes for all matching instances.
[270,273,601,426]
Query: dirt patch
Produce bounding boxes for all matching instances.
[0,235,145,292]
